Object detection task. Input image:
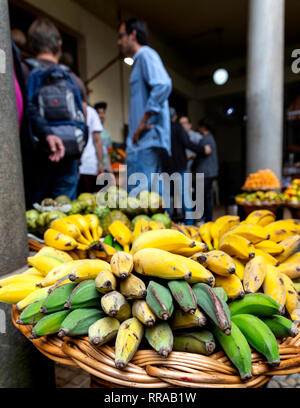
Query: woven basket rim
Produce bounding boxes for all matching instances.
[11,305,300,388]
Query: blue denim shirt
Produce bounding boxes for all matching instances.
[127,46,172,155]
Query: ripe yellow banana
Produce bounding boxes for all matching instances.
[227,223,269,244]
[22,268,44,278]
[280,273,300,321]
[27,254,65,276]
[95,269,117,293]
[243,255,267,293]
[0,273,43,288]
[39,261,77,287]
[108,221,132,253]
[219,234,255,260]
[175,254,215,286]
[199,222,214,251]
[120,274,146,298]
[66,214,94,242]
[210,215,240,249]
[0,282,40,304]
[132,300,156,327]
[276,235,300,263]
[110,252,133,279]
[36,247,73,263]
[16,286,51,311]
[69,259,112,282]
[85,214,102,241]
[115,317,144,369]
[262,264,286,308]
[191,250,236,276]
[281,252,300,265]
[44,229,87,251]
[278,263,300,280]
[132,218,149,242]
[148,221,165,230]
[233,258,245,281]
[254,248,280,266]
[50,218,82,241]
[215,274,245,300]
[264,219,300,242]
[68,251,80,260]
[255,240,284,256]
[185,225,201,241]
[245,210,276,226]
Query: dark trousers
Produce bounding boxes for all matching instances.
[203,177,214,222]
[77,174,99,195]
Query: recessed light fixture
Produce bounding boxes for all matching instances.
[124,57,134,66]
[226,107,234,116]
[213,68,229,85]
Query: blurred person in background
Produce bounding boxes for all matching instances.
[94,102,112,173]
[196,119,219,222]
[117,18,172,193]
[179,116,203,172]
[78,105,104,194]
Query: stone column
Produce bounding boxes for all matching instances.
[0,0,28,275]
[246,0,285,178]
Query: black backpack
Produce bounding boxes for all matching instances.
[26,59,88,158]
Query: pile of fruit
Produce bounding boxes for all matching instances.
[236,190,285,205]
[109,147,126,171]
[283,179,300,204]
[2,209,300,382]
[242,169,281,191]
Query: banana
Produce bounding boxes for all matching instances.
[75,249,88,259]
[185,225,201,241]
[245,210,275,226]
[132,218,150,242]
[254,240,284,256]
[41,282,77,313]
[173,330,216,356]
[170,308,206,330]
[36,247,73,263]
[191,250,236,276]
[85,214,101,241]
[282,252,300,264]
[145,322,174,358]
[16,286,51,311]
[65,280,101,309]
[294,282,300,292]
[212,322,252,381]
[30,310,70,339]
[95,270,117,294]
[0,282,40,304]
[264,219,300,242]
[149,221,165,230]
[176,255,215,286]
[276,235,300,263]
[280,273,300,321]
[210,215,240,249]
[50,218,83,241]
[167,280,197,314]
[44,229,86,251]
[233,258,245,281]
[115,317,144,370]
[131,229,202,256]
[16,299,45,325]
[22,268,44,278]
[27,253,66,276]
[214,274,244,300]
[101,291,131,321]
[120,274,147,299]
[261,315,299,338]
[58,308,104,337]
[88,317,120,346]
[243,255,267,294]
[213,287,228,302]
[173,241,208,257]
[0,273,43,288]
[232,314,280,366]
[38,261,77,287]
[192,283,231,335]
[66,214,94,242]
[68,259,111,282]
[199,222,214,251]
[262,264,286,308]
[133,248,192,280]
[146,281,174,320]
[228,223,270,244]
[254,248,280,267]
[108,221,132,253]
[278,263,300,279]
[229,293,284,316]
[219,233,255,260]
[132,300,157,327]
[110,252,133,279]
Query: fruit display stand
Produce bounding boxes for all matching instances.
[286,203,300,219]
[11,306,300,388]
[235,191,284,218]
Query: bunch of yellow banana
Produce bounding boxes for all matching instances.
[210,215,240,249]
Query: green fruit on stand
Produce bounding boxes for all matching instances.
[151,213,171,228]
[26,209,40,233]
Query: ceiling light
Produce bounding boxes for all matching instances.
[213,68,229,85]
[124,57,134,66]
[226,107,234,116]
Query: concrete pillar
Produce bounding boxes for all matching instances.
[0,0,28,275]
[246,0,285,178]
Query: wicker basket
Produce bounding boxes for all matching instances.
[236,201,283,217]
[11,306,300,388]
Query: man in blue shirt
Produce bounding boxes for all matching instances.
[117,18,172,193]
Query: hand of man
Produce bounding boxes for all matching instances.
[46,135,65,162]
[204,144,212,155]
[133,113,154,145]
[97,163,104,175]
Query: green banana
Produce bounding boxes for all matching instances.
[40,283,77,313]
[58,308,104,337]
[146,281,174,320]
[100,291,131,321]
[167,280,197,314]
[170,308,207,330]
[192,283,231,335]
[212,322,252,381]
[64,280,101,309]
[103,235,114,246]
[88,317,120,346]
[229,293,284,317]
[232,314,280,366]
[213,287,228,302]
[30,310,70,339]
[145,322,174,358]
[16,299,45,325]
[173,330,216,356]
[261,315,299,338]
